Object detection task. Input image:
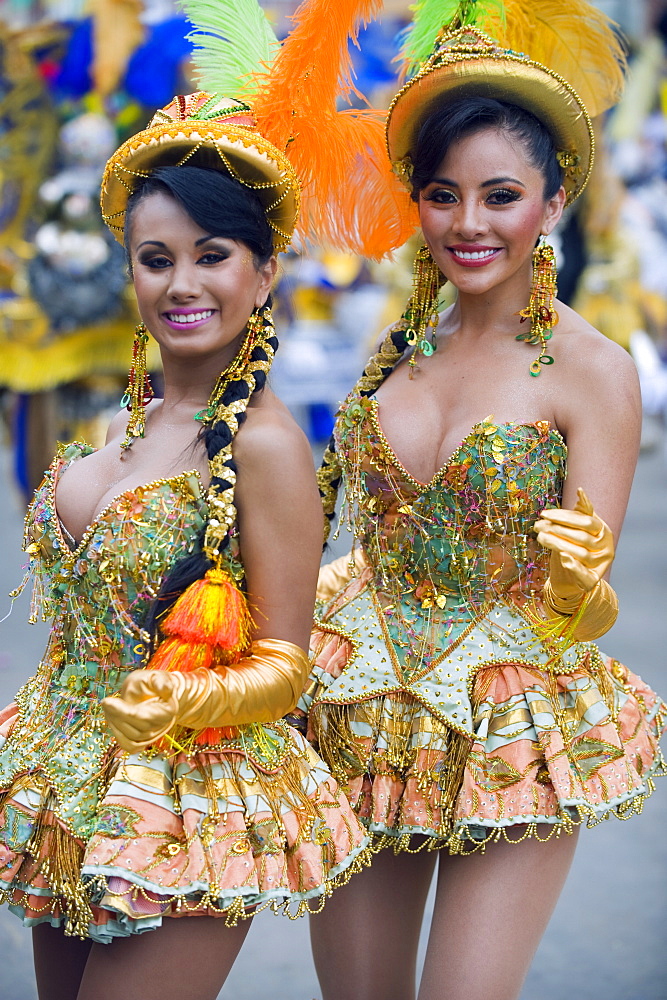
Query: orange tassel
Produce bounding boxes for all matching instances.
[195,726,239,746]
[147,636,214,673]
[161,568,253,651]
[146,567,253,683]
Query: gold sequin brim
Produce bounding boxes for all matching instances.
[386,55,594,206]
[101,122,300,252]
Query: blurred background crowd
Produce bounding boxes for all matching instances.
[1,0,667,494]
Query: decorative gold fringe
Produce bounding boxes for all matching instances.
[588,646,618,720]
[371,761,667,856]
[310,678,667,859]
[1,751,377,936]
[435,727,473,837]
[304,702,365,790]
[311,697,473,842]
[90,835,374,925]
[13,785,95,939]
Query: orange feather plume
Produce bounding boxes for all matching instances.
[252,0,417,258]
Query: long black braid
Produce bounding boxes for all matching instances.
[317,320,412,545]
[145,312,278,634]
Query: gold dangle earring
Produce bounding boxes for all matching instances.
[517,237,558,376]
[120,323,153,450]
[405,245,444,378]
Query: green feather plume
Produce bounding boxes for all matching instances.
[399,0,505,78]
[178,0,279,99]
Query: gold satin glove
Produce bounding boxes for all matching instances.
[535,488,618,641]
[102,639,310,753]
[542,577,618,641]
[316,549,366,603]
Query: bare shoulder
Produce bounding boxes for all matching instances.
[104,406,130,446]
[556,302,637,384]
[554,303,636,375]
[235,391,314,478]
[553,302,640,436]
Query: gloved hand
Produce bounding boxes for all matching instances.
[316,549,367,603]
[534,488,618,640]
[102,639,310,753]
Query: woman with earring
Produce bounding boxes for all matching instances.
[0,91,373,1000]
[303,7,666,1000]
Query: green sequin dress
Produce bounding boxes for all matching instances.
[0,443,370,941]
[302,395,666,852]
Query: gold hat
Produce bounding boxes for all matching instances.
[387,28,594,206]
[101,92,300,252]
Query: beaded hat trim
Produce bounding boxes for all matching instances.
[101,93,300,252]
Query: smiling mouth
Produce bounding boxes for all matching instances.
[165,310,215,324]
[448,248,501,261]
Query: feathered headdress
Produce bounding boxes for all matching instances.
[397,0,626,116]
[389,0,627,204]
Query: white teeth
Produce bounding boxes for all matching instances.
[451,249,498,260]
[167,310,214,324]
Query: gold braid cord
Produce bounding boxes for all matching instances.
[355,321,408,397]
[317,444,344,545]
[203,307,276,564]
[317,320,408,543]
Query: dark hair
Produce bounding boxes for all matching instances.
[127,166,278,635]
[125,165,274,267]
[410,97,564,201]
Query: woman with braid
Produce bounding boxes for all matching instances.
[300,11,666,1000]
[0,94,370,1000]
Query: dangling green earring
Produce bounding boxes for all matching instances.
[405,245,445,377]
[194,305,270,423]
[517,237,558,376]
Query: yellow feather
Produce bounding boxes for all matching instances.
[479,0,626,117]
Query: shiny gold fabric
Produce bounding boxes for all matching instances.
[103,640,309,753]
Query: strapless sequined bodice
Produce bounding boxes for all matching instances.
[26,443,211,692]
[10,440,249,744]
[335,395,567,615]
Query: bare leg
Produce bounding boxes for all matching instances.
[418,827,579,1000]
[310,846,437,1000]
[76,915,252,1000]
[33,923,93,1000]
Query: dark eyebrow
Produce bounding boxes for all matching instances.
[481,176,525,188]
[135,235,226,251]
[426,175,525,189]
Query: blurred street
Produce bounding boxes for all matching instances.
[0,435,665,1000]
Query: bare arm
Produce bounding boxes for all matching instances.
[554,330,641,543]
[533,330,641,641]
[233,404,322,651]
